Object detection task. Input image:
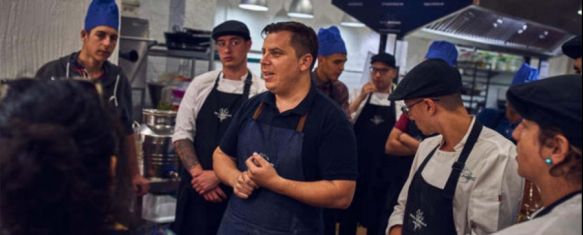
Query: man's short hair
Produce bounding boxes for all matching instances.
[437,93,464,111]
[261,22,318,69]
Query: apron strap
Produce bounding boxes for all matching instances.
[296,114,308,133]
[242,72,253,99]
[252,102,309,133]
[365,93,396,111]
[215,71,253,98]
[212,72,222,90]
[443,120,483,200]
[253,102,266,120]
[416,145,440,174]
[365,93,373,105]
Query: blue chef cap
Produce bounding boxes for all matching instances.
[425,41,458,67]
[84,0,119,32]
[511,63,539,86]
[317,26,347,57]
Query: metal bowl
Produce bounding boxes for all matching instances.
[142,109,177,134]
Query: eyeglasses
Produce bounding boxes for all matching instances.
[216,39,243,48]
[369,67,391,76]
[401,98,440,115]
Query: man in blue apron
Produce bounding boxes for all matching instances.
[337,53,400,235]
[312,26,350,116]
[171,20,265,235]
[213,21,358,235]
[386,59,523,235]
[35,0,149,196]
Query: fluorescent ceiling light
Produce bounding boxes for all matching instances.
[288,12,314,19]
[239,0,268,12]
[341,14,365,28]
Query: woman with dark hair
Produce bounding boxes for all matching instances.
[0,79,129,235]
[493,75,582,235]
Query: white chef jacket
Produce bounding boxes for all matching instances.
[350,90,403,123]
[387,118,524,235]
[172,70,265,142]
[492,194,582,235]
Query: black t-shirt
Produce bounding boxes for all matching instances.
[220,84,358,181]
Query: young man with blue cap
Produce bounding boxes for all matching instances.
[478,63,540,142]
[313,26,350,115]
[35,0,149,196]
[425,41,458,67]
[315,25,351,235]
[386,59,523,235]
[171,20,265,235]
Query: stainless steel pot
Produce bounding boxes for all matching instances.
[142,134,178,179]
[139,109,179,180]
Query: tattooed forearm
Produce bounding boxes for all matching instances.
[174,139,200,170]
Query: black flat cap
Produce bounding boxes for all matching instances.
[562,35,581,59]
[371,53,396,68]
[507,75,582,149]
[212,20,251,41]
[389,59,462,101]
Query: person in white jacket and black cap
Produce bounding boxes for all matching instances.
[171,20,265,235]
[492,74,582,235]
[385,59,523,235]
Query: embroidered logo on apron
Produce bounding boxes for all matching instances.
[370,115,385,125]
[214,108,232,122]
[409,209,428,231]
[461,168,477,183]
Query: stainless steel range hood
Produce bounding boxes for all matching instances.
[410,5,576,58]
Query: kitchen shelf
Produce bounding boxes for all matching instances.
[457,61,493,114]
[147,44,215,77]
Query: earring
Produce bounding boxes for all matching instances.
[544,157,553,166]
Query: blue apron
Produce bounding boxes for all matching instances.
[402,121,483,235]
[217,102,322,235]
[172,72,251,235]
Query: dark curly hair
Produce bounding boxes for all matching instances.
[0,79,126,235]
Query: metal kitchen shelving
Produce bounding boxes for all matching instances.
[457,61,493,114]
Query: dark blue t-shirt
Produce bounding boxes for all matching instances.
[220,84,358,181]
[477,108,517,141]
